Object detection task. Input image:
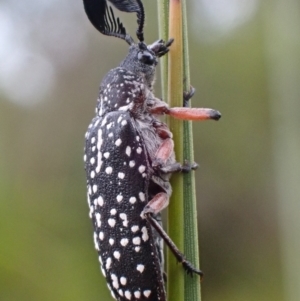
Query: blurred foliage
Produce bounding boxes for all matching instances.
[1,0,297,300]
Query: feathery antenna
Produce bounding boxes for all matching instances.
[83,0,145,43]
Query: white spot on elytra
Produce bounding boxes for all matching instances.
[99,231,104,240]
[95,213,101,227]
[101,266,106,277]
[89,205,94,218]
[119,104,130,111]
[108,218,116,227]
[113,250,121,260]
[111,274,119,289]
[98,255,103,265]
[115,138,122,146]
[136,147,142,154]
[106,166,113,174]
[116,194,123,202]
[129,160,135,168]
[118,172,125,179]
[108,133,113,137]
[91,137,96,144]
[131,225,139,232]
[117,116,123,123]
[135,246,141,252]
[99,98,104,116]
[97,196,104,206]
[110,208,117,215]
[96,129,103,172]
[126,146,131,157]
[106,257,112,269]
[90,171,95,178]
[121,120,127,126]
[141,226,149,241]
[134,291,141,298]
[104,152,110,159]
[138,165,146,173]
[139,192,145,202]
[136,136,140,141]
[109,238,114,245]
[83,154,87,162]
[87,193,91,206]
[124,290,132,300]
[92,146,96,152]
[120,276,127,286]
[133,237,141,245]
[129,196,136,204]
[120,238,129,246]
[118,289,124,297]
[92,185,97,193]
[143,290,151,298]
[136,264,145,273]
[120,213,127,220]
[120,213,128,227]
[93,232,99,250]
[90,157,95,164]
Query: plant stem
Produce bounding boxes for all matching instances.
[167,1,184,301]
[182,1,202,300]
[157,1,201,300]
[157,0,169,102]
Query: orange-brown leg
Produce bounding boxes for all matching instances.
[149,98,221,121]
[141,192,169,217]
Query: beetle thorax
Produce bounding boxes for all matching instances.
[119,43,157,91]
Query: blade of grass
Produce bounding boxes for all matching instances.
[157,1,201,300]
[167,1,184,301]
[182,1,202,300]
[157,0,169,102]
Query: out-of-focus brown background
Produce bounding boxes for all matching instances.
[1,0,299,300]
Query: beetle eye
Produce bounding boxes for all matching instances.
[138,51,155,65]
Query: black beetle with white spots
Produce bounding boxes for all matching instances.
[83,0,221,300]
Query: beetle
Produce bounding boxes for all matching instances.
[83,1,221,300]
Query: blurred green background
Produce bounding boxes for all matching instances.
[1,0,299,300]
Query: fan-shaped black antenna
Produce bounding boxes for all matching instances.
[107,0,145,42]
[83,0,145,43]
[83,0,134,45]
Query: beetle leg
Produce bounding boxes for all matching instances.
[144,212,203,279]
[152,138,174,168]
[181,160,198,172]
[141,192,169,216]
[151,134,198,174]
[159,161,198,174]
[183,86,196,107]
[168,107,221,121]
[151,136,198,174]
[157,162,182,174]
[149,98,221,121]
[152,121,173,139]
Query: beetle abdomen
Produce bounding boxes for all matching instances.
[85,111,165,300]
